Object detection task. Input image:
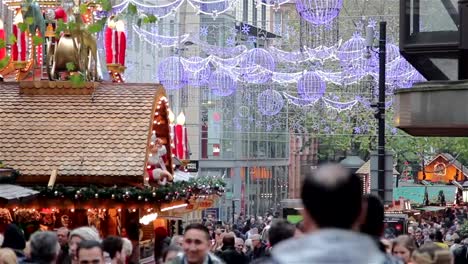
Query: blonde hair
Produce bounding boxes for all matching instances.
[70,226,101,242]
[0,248,17,264]
[122,237,133,256]
[411,243,452,264]
[393,235,417,254]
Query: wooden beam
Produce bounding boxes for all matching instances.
[48,169,57,188]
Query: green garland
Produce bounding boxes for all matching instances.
[34,177,226,204]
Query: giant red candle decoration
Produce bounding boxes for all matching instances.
[0,20,6,60]
[175,112,186,159]
[115,20,126,66]
[105,26,113,64]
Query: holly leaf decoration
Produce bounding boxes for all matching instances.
[0,56,10,69]
[25,17,34,25]
[66,62,76,71]
[97,0,112,12]
[143,14,158,24]
[79,4,88,15]
[70,73,85,86]
[128,3,137,15]
[68,21,77,32]
[55,20,66,37]
[8,35,16,44]
[87,19,106,34]
[18,23,28,32]
[0,39,6,49]
[32,36,43,46]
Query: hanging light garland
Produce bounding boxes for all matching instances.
[158,56,188,90]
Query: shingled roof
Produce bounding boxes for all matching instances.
[0,82,161,185]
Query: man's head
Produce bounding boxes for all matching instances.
[29,231,60,264]
[77,240,104,264]
[183,223,211,264]
[69,227,101,261]
[234,238,244,253]
[250,234,261,248]
[222,234,235,248]
[360,194,385,237]
[57,227,70,247]
[268,219,295,247]
[301,164,363,232]
[171,235,184,247]
[102,236,125,264]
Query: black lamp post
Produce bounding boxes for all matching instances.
[368,21,387,201]
[377,22,387,201]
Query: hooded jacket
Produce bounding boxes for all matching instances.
[2,224,26,261]
[270,229,386,264]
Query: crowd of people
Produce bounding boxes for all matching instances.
[152,164,468,264]
[0,163,468,263]
[0,224,133,264]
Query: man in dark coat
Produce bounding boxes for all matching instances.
[2,223,26,262]
[250,234,267,260]
[216,234,248,264]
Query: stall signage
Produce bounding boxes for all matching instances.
[186,161,199,172]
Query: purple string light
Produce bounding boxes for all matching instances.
[283,93,319,106]
[209,70,237,96]
[158,56,188,90]
[257,89,284,116]
[133,25,189,47]
[296,0,343,25]
[323,98,357,112]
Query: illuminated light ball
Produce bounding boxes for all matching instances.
[158,56,188,90]
[45,9,55,21]
[296,0,343,25]
[185,56,211,87]
[208,70,237,96]
[297,71,326,100]
[240,48,275,84]
[337,32,369,71]
[257,89,284,116]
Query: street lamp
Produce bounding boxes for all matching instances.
[366,21,387,201]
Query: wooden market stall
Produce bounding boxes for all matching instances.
[0,81,225,254]
[417,153,468,183]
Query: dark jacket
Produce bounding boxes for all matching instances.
[2,224,26,261]
[2,224,26,250]
[251,244,268,260]
[453,245,468,264]
[216,246,249,264]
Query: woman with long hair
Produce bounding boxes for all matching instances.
[392,235,418,264]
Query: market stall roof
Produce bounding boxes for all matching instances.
[0,82,162,185]
[429,153,468,178]
[0,184,38,201]
[356,160,400,175]
[417,206,446,212]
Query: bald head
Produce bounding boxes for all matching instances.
[301,163,362,230]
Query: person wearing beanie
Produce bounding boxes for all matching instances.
[1,224,26,261]
[68,227,100,264]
